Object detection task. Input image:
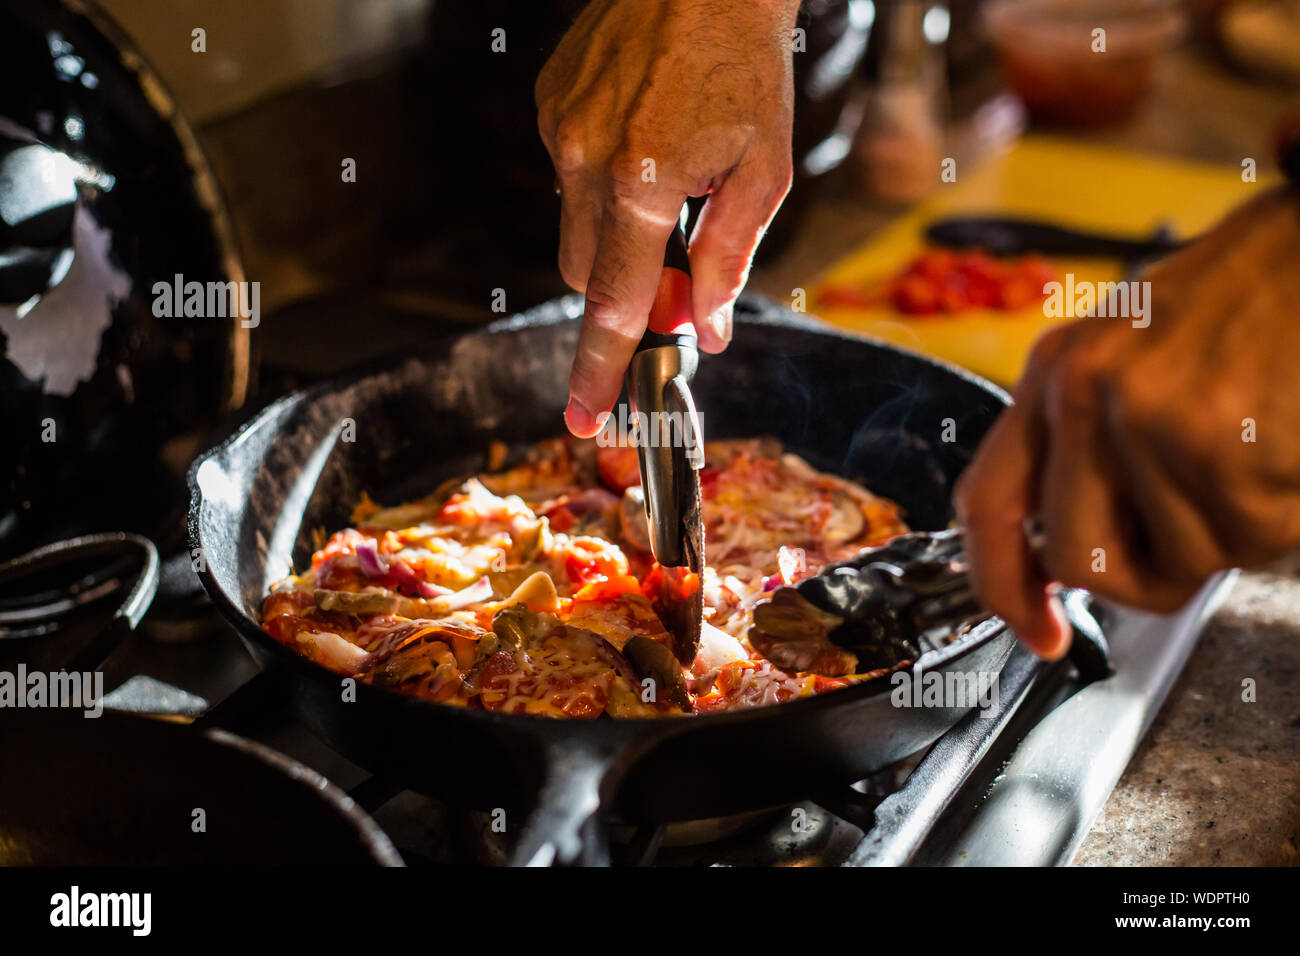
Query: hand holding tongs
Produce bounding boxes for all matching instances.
[749,528,1111,682]
[625,217,705,665]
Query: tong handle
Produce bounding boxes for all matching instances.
[625,219,702,567]
[642,221,696,343]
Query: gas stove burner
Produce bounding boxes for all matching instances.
[371,793,869,867]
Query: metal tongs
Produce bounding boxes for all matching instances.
[749,528,1111,681]
[625,218,705,665]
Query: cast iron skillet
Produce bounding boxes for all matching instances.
[189,294,1014,866]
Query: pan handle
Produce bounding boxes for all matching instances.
[509,735,627,867]
[0,532,160,672]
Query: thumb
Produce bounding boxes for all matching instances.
[688,157,792,353]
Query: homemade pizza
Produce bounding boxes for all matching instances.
[261,437,908,717]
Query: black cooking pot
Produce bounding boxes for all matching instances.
[0,0,249,556]
[1,708,400,866]
[190,294,1013,865]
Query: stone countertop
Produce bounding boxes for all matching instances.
[1074,570,1300,866]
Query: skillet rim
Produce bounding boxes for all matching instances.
[187,294,1014,736]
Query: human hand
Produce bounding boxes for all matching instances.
[535,0,800,436]
[955,187,1300,658]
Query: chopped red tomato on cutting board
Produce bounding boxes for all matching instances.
[817,246,1057,317]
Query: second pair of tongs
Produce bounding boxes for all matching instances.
[748,528,1111,682]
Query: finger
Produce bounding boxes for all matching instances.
[955,329,1073,658]
[687,156,792,353]
[1038,335,1134,590]
[557,178,601,292]
[1036,351,1164,618]
[566,190,684,437]
[957,401,1070,659]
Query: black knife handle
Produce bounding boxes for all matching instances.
[925,216,1183,261]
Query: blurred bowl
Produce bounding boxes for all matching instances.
[983,0,1184,127]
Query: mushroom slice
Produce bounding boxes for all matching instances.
[749,588,858,677]
[618,486,653,554]
[621,635,691,712]
[490,603,557,649]
[823,491,867,545]
[368,639,461,701]
[313,587,438,619]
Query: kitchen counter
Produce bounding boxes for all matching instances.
[1073,570,1300,866]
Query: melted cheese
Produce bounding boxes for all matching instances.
[261,439,908,717]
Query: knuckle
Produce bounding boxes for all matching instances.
[582,282,638,334]
[1110,363,1215,469]
[1048,348,1106,422]
[1109,369,1164,437]
[1201,377,1251,434]
[553,117,589,173]
[608,146,656,194]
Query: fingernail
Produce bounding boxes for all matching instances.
[564,395,599,438]
[707,303,733,344]
[1028,594,1073,661]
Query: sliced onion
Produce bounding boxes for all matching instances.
[433,576,494,611]
[385,560,452,599]
[296,630,371,673]
[417,580,454,599]
[388,558,421,593]
[355,540,390,578]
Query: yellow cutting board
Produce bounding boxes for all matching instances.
[809,135,1273,386]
